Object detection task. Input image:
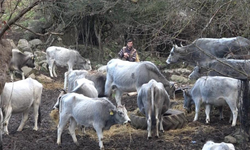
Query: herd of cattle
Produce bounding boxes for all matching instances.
[2,36,249,149]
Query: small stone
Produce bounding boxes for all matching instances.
[224,135,237,144]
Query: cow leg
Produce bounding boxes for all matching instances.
[159,114,164,133]
[115,90,122,106]
[228,105,238,127]
[3,106,12,135]
[10,72,14,82]
[93,124,104,149]
[193,100,201,122]
[33,103,40,131]
[21,72,25,80]
[104,74,113,97]
[48,60,54,77]
[69,118,79,146]
[218,106,224,120]
[52,62,57,78]
[64,72,68,91]
[57,113,70,145]
[147,111,152,139]
[155,108,160,138]
[17,109,29,131]
[205,104,211,124]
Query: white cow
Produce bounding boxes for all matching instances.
[1,78,43,134]
[137,79,170,139]
[183,76,240,126]
[105,59,175,106]
[202,141,235,150]
[46,46,92,77]
[72,78,98,97]
[56,93,131,149]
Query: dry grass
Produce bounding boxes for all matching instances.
[42,81,64,90]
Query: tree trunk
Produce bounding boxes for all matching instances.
[0,39,12,150]
[94,18,105,63]
[241,79,249,134]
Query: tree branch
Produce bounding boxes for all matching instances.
[0,0,40,40]
[14,23,64,36]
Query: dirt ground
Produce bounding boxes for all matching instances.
[2,68,250,150]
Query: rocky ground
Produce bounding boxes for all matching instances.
[2,67,250,150]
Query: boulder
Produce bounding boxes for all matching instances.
[17,39,32,52]
[29,39,43,48]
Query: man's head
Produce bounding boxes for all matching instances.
[127,39,133,49]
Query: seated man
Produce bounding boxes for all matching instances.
[118,39,138,62]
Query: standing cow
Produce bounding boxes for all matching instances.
[166,36,250,66]
[1,78,43,134]
[46,46,92,78]
[9,49,35,81]
[105,59,175,106]
[56,93,130,149]
[137,79,170,139]
[183,76,240,126]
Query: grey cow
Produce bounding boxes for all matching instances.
[1,78,43,134]
[188,59,250,80]
[183,76,240,126]
[56,93,131,149]
[46,46,92,78]
[166,36,250,66]
[105,59,175,106]
[9,49,35,81]
[65,70,106,97]
[137,79,170,139]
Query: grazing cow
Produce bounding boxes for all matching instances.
[166,36,250,66]
[56,93,131,149]
[65,70,106,97]
[202,141,235,150]
[188,59,250,80]
[105,59,175,106]
[9,49,35,81]
[183,76,240,126]
[1,78,43,134]
[137,79,170,139]
[46,46,92,77]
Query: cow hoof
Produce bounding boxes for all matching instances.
[75,142,80,146]
[160,130,164,133]
[155,135,159,138]
[33,127,38,131]
[147,136,152,140]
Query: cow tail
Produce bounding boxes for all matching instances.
[151,85,155,118]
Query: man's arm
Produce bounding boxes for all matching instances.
[128,49,137,62]
[118,47,125,58]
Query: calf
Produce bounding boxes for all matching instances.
[183,76,240,126]
[1,78,43,134]
[202,141,235,150]
[9,49,35,81]
[56,93,131,149]
[137,79,170,139]
[46,46,92,78]
[65,70,106,97]
[72,78,98,98]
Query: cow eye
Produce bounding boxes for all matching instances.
[119,111,123,116]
